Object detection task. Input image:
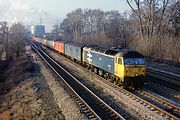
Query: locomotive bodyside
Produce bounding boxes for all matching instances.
[83,46,146,88]
[83,47,115,75]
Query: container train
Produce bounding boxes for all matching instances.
[32,36,146,88]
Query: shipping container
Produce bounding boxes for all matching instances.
[54,41,65,54]
[36,37,43,44]
[39,38,43,44]
[65,43,84,61]
[46,40,55,49]
[32,36,38,41]
[42,39,47,46]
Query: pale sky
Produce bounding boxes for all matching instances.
[0,0,131,32]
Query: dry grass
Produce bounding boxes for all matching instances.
[0,54,33,96]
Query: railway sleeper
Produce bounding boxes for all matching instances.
[81,106,89,111]
[85,111,94,116]
[88,115,96,119]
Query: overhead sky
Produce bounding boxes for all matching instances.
[0,0,131,32]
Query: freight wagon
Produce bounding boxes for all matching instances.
[42,39,47,46]
[46,39,55,49]
[65,43,84,62]
[37,37,43,44]
[32,36,39,42]
[54,41,65,54]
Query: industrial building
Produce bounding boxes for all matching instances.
[31,25,46,36]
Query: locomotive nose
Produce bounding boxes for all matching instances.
[125,66,146,77]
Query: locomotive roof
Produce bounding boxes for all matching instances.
[84,45,111,53]
[84,46,144,58]
[66,42,85,47]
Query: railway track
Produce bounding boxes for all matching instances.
[147,67,180,91]
[108,83,180,120]
[146,81,180,104]
[32,41,180,120]
[29,41,126,120]
[133,90,180,117]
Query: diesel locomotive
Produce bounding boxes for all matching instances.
[32,36,146,88]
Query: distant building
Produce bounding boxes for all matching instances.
[31,25,46,36]
[26,25,31,32]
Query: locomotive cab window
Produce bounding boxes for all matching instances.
[124,58,145,65]
[117,58,122,65]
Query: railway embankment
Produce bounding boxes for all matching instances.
[0,45,87,120]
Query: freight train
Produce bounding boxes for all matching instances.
[32,36,146,89]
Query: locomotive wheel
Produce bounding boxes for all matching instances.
[98,70,103,76]
[90,66,94,72]
[123,82,128,89]
[115,78,121,86]
[103,73,108,79]
[123,79,129,89]
[94,68,98,74]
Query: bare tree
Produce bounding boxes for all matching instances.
[9,23,28,58]
[104,11,124,46]
[82,9,106,44]
[0,21,9,60]
[126,0,176,57]
[59,5,179,63]
[168,1,180,37]
[127,0,145,36]
[60,8,128,46]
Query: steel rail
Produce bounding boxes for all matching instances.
[135,90,180,118]
[31,40,179,120]
[147,67,180,90]
[29,41,101,119]
[107,82,179,120]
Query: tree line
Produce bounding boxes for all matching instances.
[0,22,28,61]
[53,0,179,63]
